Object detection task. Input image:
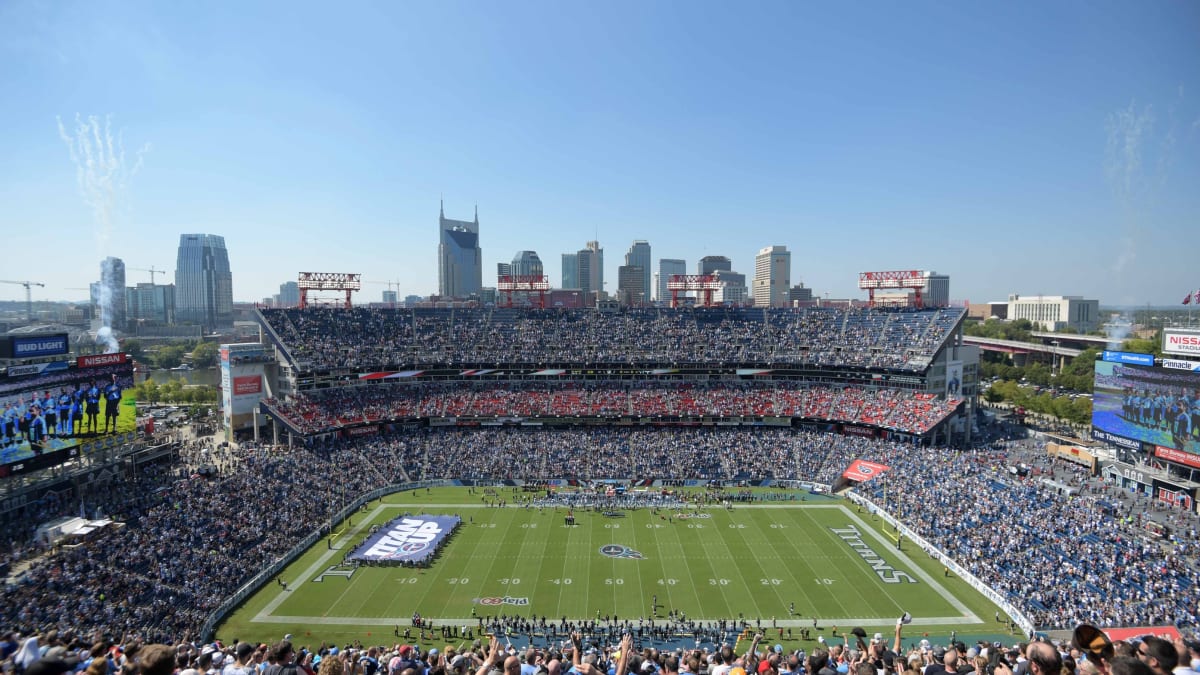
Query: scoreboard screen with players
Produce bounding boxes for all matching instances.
[0,354,136,477]
[1092,359,1200,459]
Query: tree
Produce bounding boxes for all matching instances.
[122,338,146,362]
[143,379,161,405]
[1122,336,1161,358]
[154,345,186,369]
[191,342,219,369]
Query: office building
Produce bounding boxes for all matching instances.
[175,234,234,329]
[624,241,652,304]
[126,282,175,325]
[1007,295,1100,332]
[438,201,483,298]
[922,271,950,308]
[657,258,686,302]
[790,283,813,304]
[713,270,748,305]
[510,251,544,278]
[561,253,579,289]
[382,290,397,305]
[576,241,604,299]
[93,256,127,330]
[617,265,646,306]
[497,262,511,281]
[752,245,791,307]
[698,256,732,276]
[278,281,300,307]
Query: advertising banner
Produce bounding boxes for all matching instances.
[1154,445,1200,469]
[233,376,262,396]
[842,459,891,482]
[6,361,69,378]
[842,425,877,438]
[78,353,128,369]
[1160,358,1200,372]
[1163,329,1200,357]
[348,515,461,563]
[1102,351,1155,366]
[946,360,963,397]
[3,334,69,358]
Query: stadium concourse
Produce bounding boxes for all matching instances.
[3,305,1199,666]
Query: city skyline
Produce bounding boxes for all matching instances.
[1,1,1198,306]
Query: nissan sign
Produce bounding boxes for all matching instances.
[1163,329,1200,356]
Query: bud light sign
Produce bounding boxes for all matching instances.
[348,515,461,564]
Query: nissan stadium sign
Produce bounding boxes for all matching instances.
[1163,328,1200,357]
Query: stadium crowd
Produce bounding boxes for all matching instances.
[2,421,1199,651]
[261,383,960,437]
[258,307,963,372]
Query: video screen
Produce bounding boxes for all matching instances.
[1093,360,1200,454]
[0,357,136,476]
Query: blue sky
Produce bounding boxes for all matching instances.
[1,0,1198,306]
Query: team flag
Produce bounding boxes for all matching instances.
[842,459,891,482]
[1185,291,1193,305]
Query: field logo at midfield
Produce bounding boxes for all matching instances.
[674,512,711,519]
[600,544,645,559]
[474,596,529,606]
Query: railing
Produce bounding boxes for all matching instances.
[846,491,1036,637]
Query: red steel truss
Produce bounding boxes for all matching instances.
[667,274,722,308]
[497,274,551,309]
[298,272,362,309]
[858,270,925,308]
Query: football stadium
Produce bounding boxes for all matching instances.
[8,301,1199,658]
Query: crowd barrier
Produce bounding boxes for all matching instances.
[846,491,1036,637]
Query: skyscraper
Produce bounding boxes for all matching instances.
[277,281,300,307]
[752,245,791,307]
[510,251,544,278]
[175,234,234,329]
[617,264,645,306]
[126,282,175,324]
[657,258,686,302]
[97,256,126,331]
[698,256,733,276]
[438,201,483,298]
[577,241,604,299]
[624,241,651,303]
[561,253,579,289]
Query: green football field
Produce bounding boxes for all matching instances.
[219,488,1014,648]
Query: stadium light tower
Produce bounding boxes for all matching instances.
[0,279,46,321]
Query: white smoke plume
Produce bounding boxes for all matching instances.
[57,114,149,354]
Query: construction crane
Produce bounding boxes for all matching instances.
[0,280,46,321]
[131,266,166,284]
[364,280,402,303]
